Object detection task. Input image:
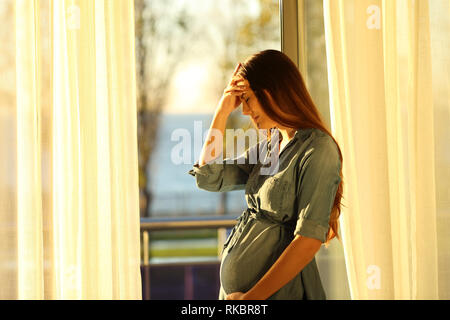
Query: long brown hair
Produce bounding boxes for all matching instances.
[238,49,344,247]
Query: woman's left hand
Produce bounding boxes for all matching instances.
[225,292,246,300]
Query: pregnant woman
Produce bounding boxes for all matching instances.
[188,49,343,300]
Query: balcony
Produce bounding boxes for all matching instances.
[140,215,238,300]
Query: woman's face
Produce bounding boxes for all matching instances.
[239,81,277,130]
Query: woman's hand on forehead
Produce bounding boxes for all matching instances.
[233,77,250,100]
[231,74,249,85]
[238,90,248,102]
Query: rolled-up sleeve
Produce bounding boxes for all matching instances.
[294,138,341,243]
[187,141,261,192]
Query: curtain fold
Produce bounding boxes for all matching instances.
[16,0,45,299]
[0,0,141,299]
[324,0,449,299]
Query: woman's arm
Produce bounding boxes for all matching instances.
[188,67,254,192]
[199,63,247,166]
[226,234,322,300]
[198,108,229,166]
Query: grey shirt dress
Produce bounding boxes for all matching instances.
[188,127,342,300]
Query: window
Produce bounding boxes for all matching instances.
[136,0,280,219]
[136,0,280,299]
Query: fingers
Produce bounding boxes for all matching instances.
[233,63,241,76]
[228,76,244,88]
[224,83,247,96]
[226,83,247,90]
[230,76,249,87]
[224,64,249,98]
[228,63,246,85]
[224,90,245,99]
[225,78,248,90]
[224,89,245,98]
[231,78,245,87]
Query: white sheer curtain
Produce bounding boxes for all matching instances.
[0,0,141,299]
[324,0,449,299]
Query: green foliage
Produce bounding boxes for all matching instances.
[149,229,218,241]
[149,247,218,258]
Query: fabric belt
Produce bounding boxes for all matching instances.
[223,207,295,253]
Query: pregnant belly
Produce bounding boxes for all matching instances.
[219,218,292,294]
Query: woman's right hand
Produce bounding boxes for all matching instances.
[216,63,249,116]
[199,63,248,166]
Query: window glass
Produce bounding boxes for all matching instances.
[136,0,280,218]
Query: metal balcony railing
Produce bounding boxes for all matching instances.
[140,215,238,300]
